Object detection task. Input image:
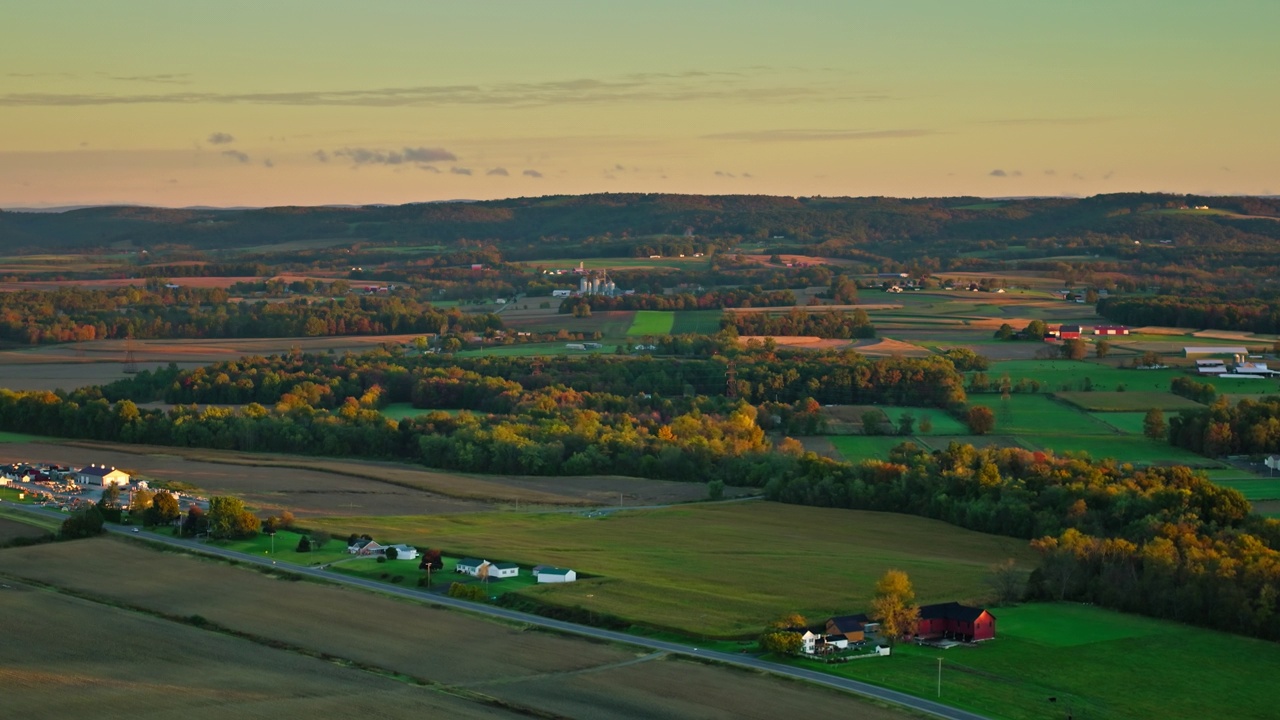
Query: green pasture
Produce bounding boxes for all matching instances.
[979,394,1116,436]
[310,502,1034,637]
[983,360,1170,392]
[1088,411,1149,435]
[1022,434,1215,466]
[1055,391,1203,412]
[670,309,724,335]
[829,435,915,461]
[626,310,674,336]
[786,602,1280,720]
[379,403,461,420]
[0,431,48,443]
[1208,476,1280,501]
[214,530,351,566]
[873,407,970,435]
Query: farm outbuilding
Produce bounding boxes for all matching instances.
[916,602,996,642]
[1093,325,1130,336]
[490,562,519,578]
[76,464,130,487]
[535,567,576,583]
[825,614,869,643]
[1184,346,1248,357]
[1057,324,1082,340]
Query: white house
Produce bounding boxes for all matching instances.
[535,567,576,583]
[0,477,9,487]
[801,630,821,654]
[384,544,418,560]
[77,464,131,487]
[456,558,486,576]
[490,562,519,579]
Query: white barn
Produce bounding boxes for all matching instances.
[535,567,577,583]
[384,544,419,560]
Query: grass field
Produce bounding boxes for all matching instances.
[627,310,675,336]
[670,309,723,335]
[379,402,461,420]
[828,435,914,461]
[0,514,54,542]
[457,342,619,357]
[986,360,1280,395]
[1207,474,1280,501]
[1022,434,1214,465]
[782,602,1280,720]
[0,538,908,720]
[0,431,48,443]
[1055,391,1203,412]
[1089,411,1150,434]
[310,502,1034,637]
[981,394,1117,435]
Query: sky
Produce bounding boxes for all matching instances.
[1,1,1277,208]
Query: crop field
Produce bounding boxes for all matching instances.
[828,435,913,461]
[986,359,1280,396]
[311,502,1035,637]
[670,309,723,334]
[980,395,1116,435]
[1206,476,1280,501]
[0,538,906,720]
[0,515,52,542]
[785,602,1280,720]
[1022,434,1214,465]
[458,342,620,357]
[1089,411,1150,434]
[1055,391,1203,412]
[626,310,675,336]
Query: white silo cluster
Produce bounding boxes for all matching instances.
[578,272,617,297]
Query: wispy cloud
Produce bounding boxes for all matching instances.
[262,158,274,168]
[0,72,872,108]
[221,150,250,164]
[704,128,934,142]
[330,146,457,166]
[104,73,191,85]
[979,117,1111,127]
[207,132,235,145]
[313,149,329,162]
[486,167,509,176]
[522,169,543,178]
[989,169,1008,177]
[450,167,473,176]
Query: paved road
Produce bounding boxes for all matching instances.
[5,503,988,720]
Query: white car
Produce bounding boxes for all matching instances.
[132,528,140,533]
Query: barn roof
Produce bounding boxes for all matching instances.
[919,602,990,622]
[828,614,870,633]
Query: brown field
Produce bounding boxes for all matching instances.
[0,516,50,542]
[0,273,337,292]
[0,440,746,514]
[0,579,510,720]
[851,337,932,357]
[0,539,907,720]
[724,303,904,313]
[736,335,853,350]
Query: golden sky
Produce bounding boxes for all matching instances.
[1,1,1277,207]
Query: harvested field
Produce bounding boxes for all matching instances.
[736,336,852,350]
[850,337,931,357]
[481,653,905,720]
[0,516,51,543]
[0,440,750,514]
[0,578,512,720]
[0,539,911,719]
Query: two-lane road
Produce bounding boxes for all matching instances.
[4,503,989,720]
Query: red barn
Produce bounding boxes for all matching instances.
[1093,325,1130,336]
[1057,324,1082,340]
[916,602,996,642]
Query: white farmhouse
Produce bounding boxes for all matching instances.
[490,562,519,578]
[384,544,419,560]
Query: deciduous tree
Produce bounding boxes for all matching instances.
[965,405,996,435]
[870,570,919,645]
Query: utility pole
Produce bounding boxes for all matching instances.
[937,658,942,698]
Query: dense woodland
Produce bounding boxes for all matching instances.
[0,286,501,343]
[559,288,796,312]
[1098,296,1280,334]
[1170,397,1280,457]
[723,308,876,339]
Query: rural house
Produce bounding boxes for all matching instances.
[456,558,486,576]
[916,602,996,642]
[384,544,419,560]
[490,562,519,578]
[348,539,385,556]
[534,567,576,583]
[76,464,131,487]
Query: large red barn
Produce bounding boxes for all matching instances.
[916,602,996,642]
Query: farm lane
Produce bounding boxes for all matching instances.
[5,504,988,720]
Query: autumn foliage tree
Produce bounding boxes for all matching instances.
[870,570,919,645]
[965,405,996,435]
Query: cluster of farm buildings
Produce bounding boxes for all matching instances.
[346,537,576,584]
[799,603,996,657]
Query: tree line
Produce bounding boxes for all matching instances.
[722,309,876,340]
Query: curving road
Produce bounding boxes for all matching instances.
[5,503,989,720]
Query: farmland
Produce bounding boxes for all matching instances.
[670,309,724,334]
[783,602,1280,720]
[308,501,1035,637]
[0,538,908,720]
[627,310,675,336]
[0,514,52,542]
